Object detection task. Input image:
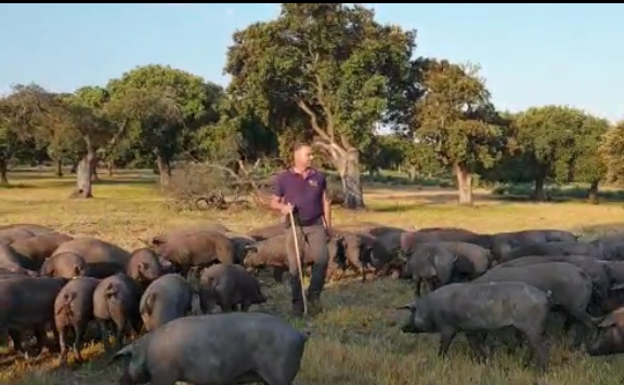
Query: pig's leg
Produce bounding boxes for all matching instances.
[520,329,549,372]
[58,326,69,366]
[8,329,25,356]
[567,309,597,347]
[98,320,112,351]
[437,328,457,357]
[32,326,48,357]
[413,277,422,296]
[466,332,488,362]
[73,323,85,363]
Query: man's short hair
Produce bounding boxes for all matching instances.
[293,142,312,153]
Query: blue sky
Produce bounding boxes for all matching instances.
[1,3,622,122]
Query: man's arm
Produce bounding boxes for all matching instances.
[270,174,289,213]
[320,175,331,232]
[322,190,332,232]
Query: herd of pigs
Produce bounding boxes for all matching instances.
[2,221,624,383]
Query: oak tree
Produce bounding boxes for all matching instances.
[224,3,417,208]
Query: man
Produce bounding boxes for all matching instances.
[270,143,332,317]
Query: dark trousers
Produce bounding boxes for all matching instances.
[285,224,329,307]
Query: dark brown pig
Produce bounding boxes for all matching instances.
[54,276,101,366]
[367,226,406,238]
[405,243,457,296]
[242,235,289,273]
[139,273,193,332]
[151,222,230,245]
[126,248,163,291]
[93,273,142,352]
[493,255,612,313]
[473,262,598,346]
[501,241,604,262]
[587,307,624,356]
[198,264,268,314]
[398,281,551,371]
[40,252,89,279]
[331,231,375,282]
[0,244,37,276]
[110,312,308,385]
[154,231,235,277]
[248,223,285,241]
[0,276,67,355]
[9,233,73,270]
[0,227,36,245]
[400,228,480,254]
[223,232,256,264]
[0,223,54,236]
[52,238,131,278]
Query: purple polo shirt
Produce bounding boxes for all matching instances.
[273,168,327,226]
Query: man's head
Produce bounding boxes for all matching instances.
[293,143,313,169]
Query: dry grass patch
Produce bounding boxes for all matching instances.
[2,169,624,384]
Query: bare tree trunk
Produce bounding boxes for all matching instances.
[335,148,364,209]
[155,152,171,187]
[90,157,100,182]
[107,161,114,177]
[453,163,473,205]
[71,151,95,199]
[0,159,8,186]
[588,180,599,204]
[407,166,417,182]
[533,176,546,201]
[55,159,63,178]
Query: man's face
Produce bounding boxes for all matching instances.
[295,145,313,168]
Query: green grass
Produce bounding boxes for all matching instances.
[2,167,624,384]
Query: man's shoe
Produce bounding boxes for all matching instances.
[307,297,323,316]
[291,301,305,318]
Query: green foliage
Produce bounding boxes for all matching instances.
[413,60,503,172]
[106,64,224,168]
[601,120,624,184]
[224,3,416,153]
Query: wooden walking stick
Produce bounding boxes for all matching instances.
[288,209,308,316]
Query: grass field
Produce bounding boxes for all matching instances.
[3,168,624,385]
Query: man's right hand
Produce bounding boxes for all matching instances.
[280,202,295,216]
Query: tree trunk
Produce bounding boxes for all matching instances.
[453,163,473,205]
[71,152,95,199]
[107,161,114,177]
[55,159,63,178]
[90,158,100,182]
[334,148,365,209]
[70,161,78,174]
[533,176,546,201]
[588,180,599,204]
[407,166,417,182]
[155,153,171,187]
[0,159,8,187]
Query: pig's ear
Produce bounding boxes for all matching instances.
[609,283,624,291]
[598,313,617,328]
[396,303,414,311]
[108,343,136,365]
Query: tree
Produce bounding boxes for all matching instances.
[600,120,624,186]
[511,106,584,201]
[224,3,417,209]
[401,139,444,181]
[106,65,223,187]
[56,86,127,198]
[572,114,610,203]
[412,59,503,205]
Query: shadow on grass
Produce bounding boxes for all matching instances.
[492,184,624,203]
